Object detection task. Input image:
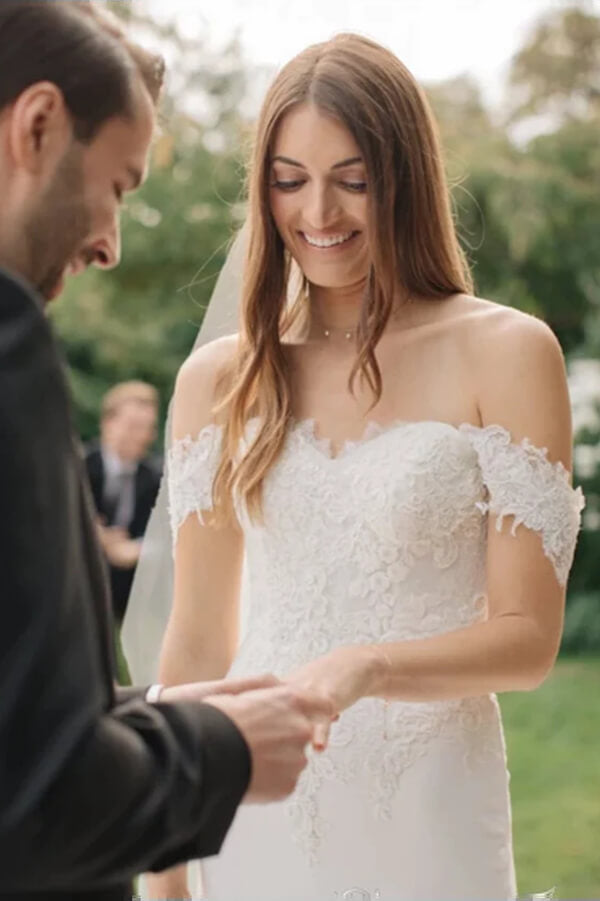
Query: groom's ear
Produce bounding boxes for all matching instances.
[7,81,72,177]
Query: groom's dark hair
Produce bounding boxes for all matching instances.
[0,1,165,142]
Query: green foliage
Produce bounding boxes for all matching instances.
[500,658,600,898]
[561,591,600,653]
[508,5,600,123]
[52,137,244,438]
[428,30,600,351]
[51,13,250,439]
[567,410,600,641]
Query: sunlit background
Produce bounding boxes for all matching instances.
[52,2,600,894]
[146,0,582,103]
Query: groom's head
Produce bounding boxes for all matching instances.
[0,1,164,302]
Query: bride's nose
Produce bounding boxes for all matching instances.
[303,183,341,231]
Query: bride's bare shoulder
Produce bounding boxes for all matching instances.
[177,333,240,383]
[172,334,240,434]
[454,295,568,444]
[453,293,561,361]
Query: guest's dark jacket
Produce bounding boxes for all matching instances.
[85,444,161,622]
[0,269,250,901]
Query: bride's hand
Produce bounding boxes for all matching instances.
[160,674,280,704]
[285,645,387,750]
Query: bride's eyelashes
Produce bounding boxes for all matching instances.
[270,178,368,194]
[341,181,368,193]
[271,179,304,191]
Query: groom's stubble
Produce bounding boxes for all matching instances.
[24,141,92,302]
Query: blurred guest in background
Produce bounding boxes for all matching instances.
[86,380,161,623]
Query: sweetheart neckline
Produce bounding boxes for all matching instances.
[288,416,481,461]
[173,415,562,467]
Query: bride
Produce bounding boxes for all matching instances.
[127,33,583,901]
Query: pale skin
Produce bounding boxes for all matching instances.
[149,102,572,897]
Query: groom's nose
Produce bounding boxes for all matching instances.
[89,217,122,271]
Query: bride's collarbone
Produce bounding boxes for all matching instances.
[286,325,481,438]
[291,362,476,425]
[290,389,480,442]
[290,373,481,439]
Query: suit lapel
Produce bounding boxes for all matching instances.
[85,446,106,514]
[74,442,117,695]
[131,464,150,531]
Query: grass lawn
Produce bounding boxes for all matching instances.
[500,656,600,899]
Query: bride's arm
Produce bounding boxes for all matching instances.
[146,337,243,900]
[159,504,243,688]
[161,335,244,686]
[288,311,582,715]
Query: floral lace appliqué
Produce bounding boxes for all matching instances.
[167,425,222,549]
[166,417,584,864]
[459,423,584,586]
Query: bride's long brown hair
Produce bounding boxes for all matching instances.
[212,33,472,523]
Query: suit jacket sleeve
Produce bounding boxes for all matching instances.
[114,685,148,704]
[0,273,250,891]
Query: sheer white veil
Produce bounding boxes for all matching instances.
[121,225,247,685]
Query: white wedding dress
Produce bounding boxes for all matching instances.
[168,417,583,901]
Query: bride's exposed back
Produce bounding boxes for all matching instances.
[130,32,583,901]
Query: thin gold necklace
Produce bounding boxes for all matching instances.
[322,323,357,340]
[320,301,407,340]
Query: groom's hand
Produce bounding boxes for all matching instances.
[159,674,279,704]
[203,685,335,803]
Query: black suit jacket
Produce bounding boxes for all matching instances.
[85,445,161,622]
[0,270,250,900]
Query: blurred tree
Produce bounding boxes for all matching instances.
[426,6,600,353]
[504,4,600,351]
[426,78,539,318]
[51,9,251,439]
[561,411,600,654]
[513,119,600,351]
[508,4,600,124]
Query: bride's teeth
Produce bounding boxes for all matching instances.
[303,231,354,248]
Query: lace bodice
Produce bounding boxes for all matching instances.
[168,417,583,589]
[167,417,584,863]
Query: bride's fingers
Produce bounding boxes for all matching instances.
[312,717,332,752]
[217,674,280,694]
[162,674,279,704]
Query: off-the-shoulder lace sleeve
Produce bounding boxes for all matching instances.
[460,423,585,586]
[167,423,223,548]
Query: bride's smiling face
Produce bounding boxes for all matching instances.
[269,102,370,290]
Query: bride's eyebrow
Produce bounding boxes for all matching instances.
[271,155,306,169]
[271,155,363,170]
[330,156,363,170]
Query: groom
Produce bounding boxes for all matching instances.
[0,4,331,900]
